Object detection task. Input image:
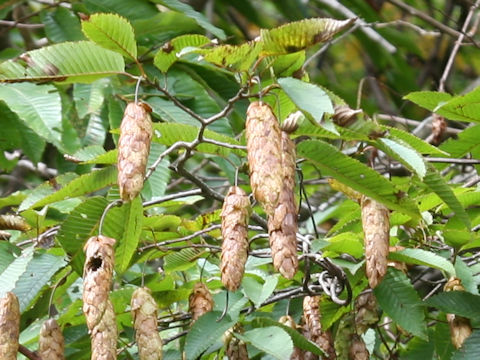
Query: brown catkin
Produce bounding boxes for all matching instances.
[303,296,336,360]
[226,336,249,360]
[131,287,163,360]
[188,282,214,323]
[221,186,250,291]
[348,335,369,360]
[268,131,298,279]
[0,214,30,231]
[444,277,472,349]
[245,101,283,216]
[0,292,19,360]
[117,102,153,201]
[354,292,379,334]
[360,196,390,288]
[39,319,65,360]
[82,235,117,360]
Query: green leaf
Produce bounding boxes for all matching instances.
[82,13,137,60]
[164,248,205,273]
[0,242,20,275]
[12,251,66,312]
[261,18,355,55]
[423,167,470,229]
[0,247,34,297]
[152,122,244,157]
[22,166,117,210]
[425,291,480,320]
[298,140,420,218]
[151,0,226,40]
[374,267,427,339]
[376,138,426,179]
[115,196,143,274]
[83,0,158,21]
[154,34,210,72]
[73,79,109,119]
[83,113,108,146]
[388,248,455,276]
[324,232,364,258]
[452,330,480,359]
[0,41,125,83]
[184,311,235,360]
[278,77,334,131]
[381,125,448,155]
[202,41,261,72]
[141,143,171,200]
[40,7,85,43]
[242,275,278,308]
[0,83,65,152]
[251,317,325,356]
[439,124,480,159]
[237,326,293,360]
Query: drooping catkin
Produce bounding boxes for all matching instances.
[131,287,163,360]
[303,296,336,360]
[245,101,283,216]
[444,277,472,349]
[221,186,250,291]
[0,292,19,360]
[360,196,390,288]
[188,282,214,323]
[354,292,379,334]
[82,235,117,360]
[225,331,249,360]
[39,319,65,360]
[268,131,298,279]
[117,102,153,201]
[348,335,369,360]
[0,214,30,231]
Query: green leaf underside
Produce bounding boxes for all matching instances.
[184,312,235,360]
[374,268,428,339]
[115,196,143,274]
[381,125,448,155]
[252,317,326,356]
[388,248,455,275]
[237,326,294,360]
[23,166,117,210]
[0,41,125,83]
[425,291,480,319]
[152,122,244,157]
[278,77,334,127]
[242,276,278,308]
[297,140,420,218]
[154,34,210,72]
[377,138,426,179]
[261,18,356,55]
[82,13,137,60]
[423,167,471,229]
[0,247,34,298]
[0,83,65,152]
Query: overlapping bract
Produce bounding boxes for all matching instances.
[360,196,390,288]
[117,102,153,201]
[221,186,250,291]
[131,287,163,360]
[303,296,336,359]
[82,235,117,360]
[188,282,214,323]
[39,319,65,360]
[0,292,19,360]
[444,277,472,349]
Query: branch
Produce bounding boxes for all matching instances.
[425,157,480,164]
[0,20,44,29]
[19,345,41,360]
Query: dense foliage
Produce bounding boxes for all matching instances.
[1,0,480,359]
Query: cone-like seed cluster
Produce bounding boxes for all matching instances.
[226,335,249,360]
[245,101,283,216]
[360,196,390,288]
[0,214,30,231]
[354,292,379,334]
[188,282,213,323]
[0,292,19,360]
[444,277,472,349]
[348,335,369,360]
[39,319,65,360]
[221,186,250,291]
[131,287,163,360]
[303,296,336,359]
[83,235,117,360]
[117,102,153,201]
[279,316,304,360]
[268,131,299,279]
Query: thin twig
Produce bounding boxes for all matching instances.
[439,0,480,92]
[0,20,44,29]
[425,157,480,164]
[19,345,41,360]
[143,189,203,207]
